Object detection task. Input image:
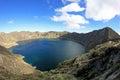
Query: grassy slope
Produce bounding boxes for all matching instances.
[2,40,120,80]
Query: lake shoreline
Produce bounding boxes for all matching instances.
[9,39,85,71]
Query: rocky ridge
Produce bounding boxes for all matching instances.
[0,31,68,48]
[60,27,120,51]
[0,27,120,52]
[0,27,120,80]
[0,37,120,80]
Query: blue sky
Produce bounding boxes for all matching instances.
[0,0,120,34]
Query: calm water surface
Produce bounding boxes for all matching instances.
[9,39,85,71]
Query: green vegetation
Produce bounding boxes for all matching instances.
[0,27,120,80]
[0,40,120,80]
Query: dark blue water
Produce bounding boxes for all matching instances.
[9,39,85,71]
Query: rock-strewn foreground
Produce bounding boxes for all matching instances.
[0,27,120,80]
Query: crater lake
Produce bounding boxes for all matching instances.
[9,39,85,71]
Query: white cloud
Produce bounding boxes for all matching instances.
[62,0,80,4]
[52,13,88,29]
[56,3,85,13]
[52,3,88,29]
[56,0,120,29]
[85,0,120,21]
[8,20,14,24]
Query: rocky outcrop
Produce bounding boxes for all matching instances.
[60,27,120,51]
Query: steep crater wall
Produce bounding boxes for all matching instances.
[0,27,120,51]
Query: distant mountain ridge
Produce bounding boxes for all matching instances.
[0,27,120,80]
[60,27,120,50]
[0,31,68,48]
[0,27,119,51]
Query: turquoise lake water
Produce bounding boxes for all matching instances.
[9,39,85,71]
